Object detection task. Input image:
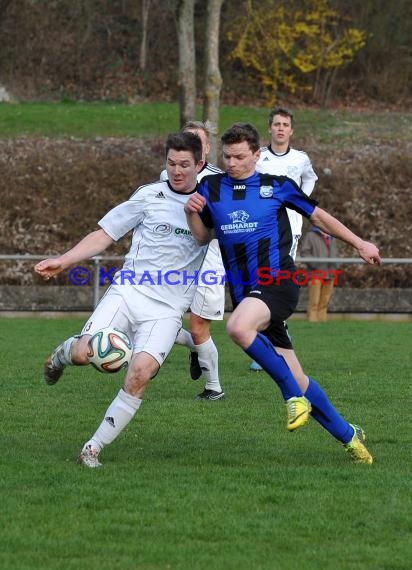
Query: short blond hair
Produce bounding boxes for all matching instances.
[182,120,217,139]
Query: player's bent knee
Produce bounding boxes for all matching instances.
[124,375,151,397]
[226,318,249,347]
[126,355,159,385]
[190,324,211,345]
[189,314,211,342]
[123,364,154,397]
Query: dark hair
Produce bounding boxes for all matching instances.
[220,123,260,153]
[268,107,294,127]
[165,132,203,164]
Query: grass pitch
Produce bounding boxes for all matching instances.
[0,318,410,570]
[1,102,411,146]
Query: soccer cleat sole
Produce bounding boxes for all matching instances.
[44,355,64,385]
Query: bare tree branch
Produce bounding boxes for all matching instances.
[175,0,196,126]
[203,0,224,162]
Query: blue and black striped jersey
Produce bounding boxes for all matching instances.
[197,171,318,304]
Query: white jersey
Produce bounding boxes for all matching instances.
[98,180,207,319]
[196,163,225,277]
[257,146,318,258]
[160,162,225,319]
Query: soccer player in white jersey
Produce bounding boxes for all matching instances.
[249,107,318,371]
[161,121,225,400]
[258,107,318,258]
[35,132,208,468]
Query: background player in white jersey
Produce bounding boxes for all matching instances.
[257,107,318,258]
[35,132,207,468]
[161,121,225,401]
[250,107,318,371]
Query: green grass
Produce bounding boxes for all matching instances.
[1,101,411,145]
[0,318,410,570]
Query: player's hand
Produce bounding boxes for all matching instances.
[34,258,64,280]
[184,192,206,214]
[357,241,382,265]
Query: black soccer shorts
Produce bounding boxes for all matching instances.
[247,278,299,349]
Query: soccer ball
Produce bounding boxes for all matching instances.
[87,327,133,373]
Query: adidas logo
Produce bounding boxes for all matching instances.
[263,157,270,161]
[215,310,222,315]
[105,416,115,428]
[159,352,166,361]
[155,191,165,199]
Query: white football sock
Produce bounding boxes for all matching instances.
[195,337,222,392]
[175,327,196,350]
[54,336,77,366]
[85,388,142,451]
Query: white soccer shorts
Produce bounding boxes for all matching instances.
[190,281,225,320]
[191,239,225,320]
[81,289,182,365]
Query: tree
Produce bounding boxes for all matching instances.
[0,0,12,18]
[229,0,366,106]
[139,0,152,71]
[202,0,224,162]
[331,0,412,105]
[174,0,196,126]
[172,0,224,138]
[291,1,367,105]
[0,0,13,100]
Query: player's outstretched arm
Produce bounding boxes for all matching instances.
[310,207,381,266]
[34,229,114,281]
[184,193,213,245]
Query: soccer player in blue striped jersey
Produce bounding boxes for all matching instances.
[249,106,318,371]
[185,123,381,464]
